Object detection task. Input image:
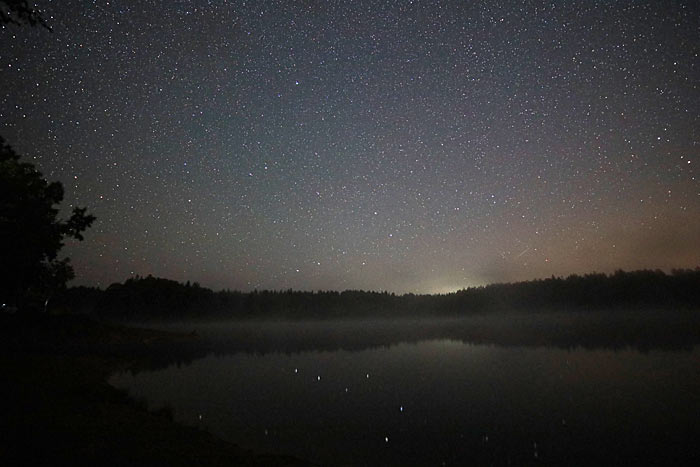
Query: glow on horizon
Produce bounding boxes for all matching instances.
[424,282,482,296]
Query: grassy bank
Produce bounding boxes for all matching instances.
[0,314,310,467]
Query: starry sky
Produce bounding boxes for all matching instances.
[1,0,698,293]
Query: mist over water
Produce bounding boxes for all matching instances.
[145,309,700,353]
[111,314,700,465]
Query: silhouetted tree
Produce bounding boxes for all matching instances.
[0,0,51,30]
[0,137,95,310]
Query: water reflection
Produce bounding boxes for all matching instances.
[112,316,700,465]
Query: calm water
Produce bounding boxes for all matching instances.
[110,318,700,466]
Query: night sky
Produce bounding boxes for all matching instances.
[2,1,698,293]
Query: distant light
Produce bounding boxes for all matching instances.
[384,436,389,443]
[317,375,321,381]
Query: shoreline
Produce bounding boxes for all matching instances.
[0,314,311,467]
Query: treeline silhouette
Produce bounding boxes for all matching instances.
[52,268,700,321]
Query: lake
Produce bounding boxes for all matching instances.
[110,315,700,465]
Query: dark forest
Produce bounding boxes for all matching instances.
[53,268,700,321]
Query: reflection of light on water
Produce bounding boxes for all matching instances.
[417,339,496,359]
[111,335,700,466]
[436,339,465,348]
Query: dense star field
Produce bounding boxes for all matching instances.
[1,0,698,293]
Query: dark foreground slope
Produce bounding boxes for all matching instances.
[0,314,311,467]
